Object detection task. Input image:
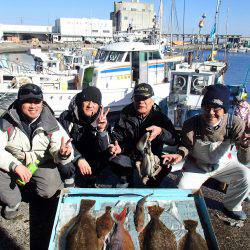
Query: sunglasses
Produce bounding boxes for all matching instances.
[19,86,42,96]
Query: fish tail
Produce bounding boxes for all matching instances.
[113,207,127,223]
[147,205,164,218]
[184,220,198,231]
[79,199,96,213]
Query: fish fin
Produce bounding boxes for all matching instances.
[113,207,127,223]
[147,205,164,218]
[183,220,198,231]
[105,206,112,212]
[79,199,96,212]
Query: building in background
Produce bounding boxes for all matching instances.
[0,24,52,42]
[0,17,113,43]
[111,0,154,32]
[53,18,113,43]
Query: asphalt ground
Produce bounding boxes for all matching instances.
[0,175,249,250]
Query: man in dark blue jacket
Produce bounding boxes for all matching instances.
[110,83,179,187]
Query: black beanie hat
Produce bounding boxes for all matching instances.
[201,84,230,113]
[18,83,43,102]
[81,86,102,106]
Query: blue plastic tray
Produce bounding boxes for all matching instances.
[49,188,218,250]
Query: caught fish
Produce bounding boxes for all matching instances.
[66,199,101,250]
[178,220,208,250]
[96,206,115,239]
[136,132,162,185]
[109,207,134,250]
[134,193,152,233]
[139,205,177,250]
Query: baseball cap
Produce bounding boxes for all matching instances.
[132,83,154,100]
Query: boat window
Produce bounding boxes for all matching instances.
[95,50,109,62]
[74,57,82,63]
[64,56,73,64]
[148,51,161,60]
[125,53,130,62]
[139,52,148,61]
[191,75,209,95]
[107,51,125,62]
[172,74,188,94]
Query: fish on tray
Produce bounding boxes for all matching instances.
[66,199,102,250]
[96,206,115,240]
[178,220,208,250]
[108,207,134,250]
[139,205,177,250]
[134,194,152,233]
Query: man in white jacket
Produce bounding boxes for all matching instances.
[0,83,73,220]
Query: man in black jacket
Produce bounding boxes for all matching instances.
[58,86,111,187]
[109,83,179,187]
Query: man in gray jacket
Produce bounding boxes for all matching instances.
[162,84,250,220]
[0,83,73,220]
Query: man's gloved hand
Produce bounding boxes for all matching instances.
[15,164,32,183]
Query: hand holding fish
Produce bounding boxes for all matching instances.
[146,125,162,141]
[161,153,183,165]
[109,140,121,156]
[59,137,72,158]
[97,106,110,132]
[77,158,92,175]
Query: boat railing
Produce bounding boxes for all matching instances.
[0,58,35,75]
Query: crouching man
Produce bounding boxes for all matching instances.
[0,83,73,220]
[162,84,250,220]
[110,83,179,187]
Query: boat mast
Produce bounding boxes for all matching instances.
[159,0,164,38]
[211,0,222,53]
[170,0,174,47]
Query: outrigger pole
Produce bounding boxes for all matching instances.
[211,0,222,54]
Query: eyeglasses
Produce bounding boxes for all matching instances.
[203,106,223,113]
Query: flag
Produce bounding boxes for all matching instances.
[210,23,216,39]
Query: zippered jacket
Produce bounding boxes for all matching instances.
[58,93,110,165]
[111,103,179,158]
[0,101,74,172]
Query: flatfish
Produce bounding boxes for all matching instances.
[139,205,177,250]
[136,132,162,185]
[134,194,152,233]
[66,199,101,250]
[109,207,134,250]
[178,220,208,250]
[96,206,115,239]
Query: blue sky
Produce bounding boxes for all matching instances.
[0,0,249,35]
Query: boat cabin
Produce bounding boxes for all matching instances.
[167,61,227,128]
[80,41,183,111]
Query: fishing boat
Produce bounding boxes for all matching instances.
[79,41,184,112]
[167,57,228,128]
[0,40,184,116]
